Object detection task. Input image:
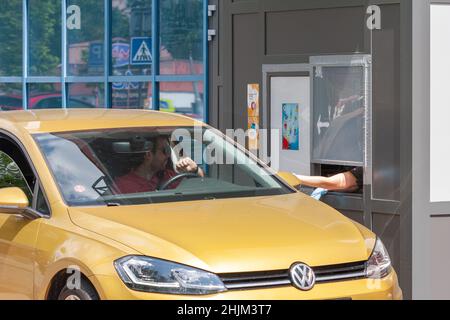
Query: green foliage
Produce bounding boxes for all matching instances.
[0,152,31,199]
[28,0,62,76]
[161,0,203,61]
[0,0,204,76]
[0,0,23,76]
[67,0,104,44]
[111,7,131,40]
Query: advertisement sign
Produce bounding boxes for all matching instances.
[282,103,299,151]
[247,84,260,150]
[112,43,130,68]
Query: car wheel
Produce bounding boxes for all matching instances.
[57,278,99,300]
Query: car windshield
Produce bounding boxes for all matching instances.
[34,127,293,206]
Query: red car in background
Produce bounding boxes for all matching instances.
[0,93,203,119]
[0,93,95,111]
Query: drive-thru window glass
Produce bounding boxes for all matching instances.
[310,55,371,180]
[312,65,365,165]
[0,0,208,121]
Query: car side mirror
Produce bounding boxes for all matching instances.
[0,187,43,220]
[0,187,29,209]
[277,172,302,188]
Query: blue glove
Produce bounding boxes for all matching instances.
[311,188,328,200]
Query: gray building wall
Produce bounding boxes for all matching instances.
[208,0,412,298]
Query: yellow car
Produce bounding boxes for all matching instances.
[0,109,402,300]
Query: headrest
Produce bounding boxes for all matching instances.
[112,136,154,154]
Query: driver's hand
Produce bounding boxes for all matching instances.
[176,157,198,173]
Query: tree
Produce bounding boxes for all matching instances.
[0,0,23,76]
[28,0,62,76]
[0,0,204,79]
[160,0,203,61]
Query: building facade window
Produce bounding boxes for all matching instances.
[0,0,208,121]
[0,1,23,77]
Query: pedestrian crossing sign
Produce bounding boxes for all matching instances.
[130,37,153,65]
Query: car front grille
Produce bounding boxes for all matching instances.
[219,261,367,290]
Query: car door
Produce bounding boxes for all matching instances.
[0,143,42,300]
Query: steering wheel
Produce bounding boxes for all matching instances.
[158,172,201,191]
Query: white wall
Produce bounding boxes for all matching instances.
[430,4,450,202]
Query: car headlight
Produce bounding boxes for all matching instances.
[114,256,227,295]
[366,238,392,279]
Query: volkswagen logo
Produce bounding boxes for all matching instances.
[290,263,316,291]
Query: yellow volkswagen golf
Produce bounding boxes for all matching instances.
[0,109,402,300]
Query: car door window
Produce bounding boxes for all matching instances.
[0,150,33,202]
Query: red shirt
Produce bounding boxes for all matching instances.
[115,169,179,194]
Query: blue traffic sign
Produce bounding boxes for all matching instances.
[130,37,153,65]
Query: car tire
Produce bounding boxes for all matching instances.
[57,278,99,300]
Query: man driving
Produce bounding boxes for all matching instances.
[115,135,204,194]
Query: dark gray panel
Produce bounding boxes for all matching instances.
[266,6,365,56]
[321,193,364,212]
[233,13,261,131]
[399,0,412,300]
[372,213,400,276]
[372,4,401,201]
[339,210,365,225]
[219,0,234,132]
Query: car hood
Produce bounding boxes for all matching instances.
[68,193,375,273]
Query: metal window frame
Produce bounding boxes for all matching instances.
[61,0,67,109]
[152,0,160,111]
[22,0,28,110]
[1,0,208,122]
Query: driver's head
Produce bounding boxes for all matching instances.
[143,136,171,172]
